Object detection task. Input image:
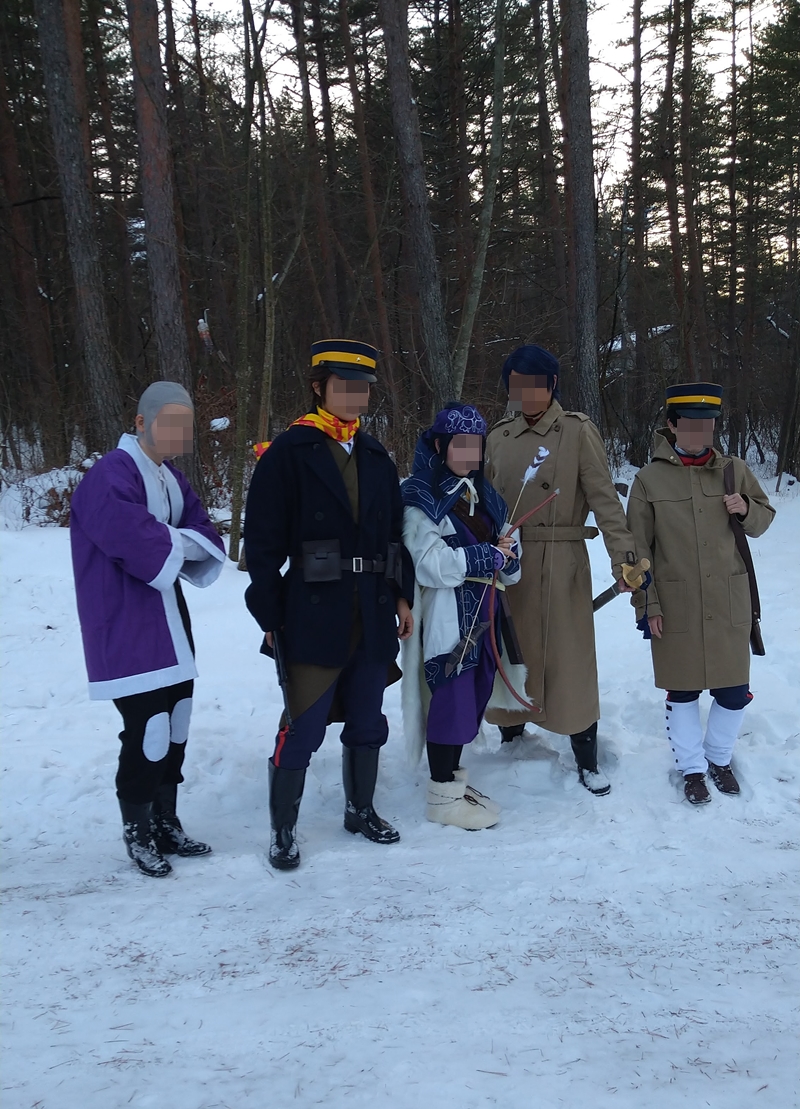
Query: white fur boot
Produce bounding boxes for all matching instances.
[453,767,501,816]
[426,778,498,830]
[664,699,706,775]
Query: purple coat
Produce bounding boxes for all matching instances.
[70,435,225,700]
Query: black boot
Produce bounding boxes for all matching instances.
[342,747,400,844]
[500,724,525,743]
[268,760,306,870]
[119,799,172,878]
[152,783,212,857]
[570,723,611,796]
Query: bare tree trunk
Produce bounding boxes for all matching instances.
[86,0,138,373]
[533,0,569,359]
[452,0,505,396]
[126,0,193,392]
[561,0,601,424]
[658,0,692,377]
[339,0,401,427]
[679,0,714,381]
[227,3,257,564]
[628,0,651,465]
[34,0,123,451]
[290,0,340,334]
[0,65,63,464]
[726,0,745,454]
[379,0,454,408]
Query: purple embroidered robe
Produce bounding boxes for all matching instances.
[70,434,225,699]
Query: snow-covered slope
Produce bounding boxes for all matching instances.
[2,489,798,1109]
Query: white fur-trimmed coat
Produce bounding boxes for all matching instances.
[400,505,527,764]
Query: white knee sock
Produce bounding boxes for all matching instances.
[665,699,706,776]
[704,700,746,767]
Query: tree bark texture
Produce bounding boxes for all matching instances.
[126,0,193,391]
[560,0,601,424]
[34,0,123,451]
[452,0,505,396]
[379,0,454,409]
[679,0,713,381]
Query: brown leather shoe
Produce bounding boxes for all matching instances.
[684,773,711,805]
[708,762,741,795]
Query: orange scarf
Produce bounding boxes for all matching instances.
[290,408,360,443]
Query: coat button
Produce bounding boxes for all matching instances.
[553,424,560,431]
[503,430,510,436]
[705,614,712,620]
[500,487,505,494]
[378,595,387,605]
[542,482,550,489]
[310,595,320,605]
[313,443,320,450]
[315,511,324,521]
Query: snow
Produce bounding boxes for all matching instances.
[2,487,799,1109]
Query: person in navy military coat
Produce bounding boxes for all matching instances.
[244,339,414,870]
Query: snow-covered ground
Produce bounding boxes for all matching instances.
[2,480,799,1109]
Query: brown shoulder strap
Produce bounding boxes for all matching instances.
[724,461,761,620]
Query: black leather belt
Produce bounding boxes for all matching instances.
[291,556,387,573]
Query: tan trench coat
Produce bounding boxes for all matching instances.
[484,402,636,735]
[627,431,775,691]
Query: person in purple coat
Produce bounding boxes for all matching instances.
[70,382,225,877]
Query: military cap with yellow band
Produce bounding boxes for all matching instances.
[311,339,378,382]
[665,381,723,420]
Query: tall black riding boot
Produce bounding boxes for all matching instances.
[570,722,611,795]
[119,799,172,877]
[342,747,400,844]
[152,783,212,857]
[268,760,306,870]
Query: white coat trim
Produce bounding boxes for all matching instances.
[178,527,225,588]
[87,656,198,701]
[117,434,186,593]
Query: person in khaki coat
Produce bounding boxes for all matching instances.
[626,382,775,805]
[484,344,637,795]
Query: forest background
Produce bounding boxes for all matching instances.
[1,0,798,557]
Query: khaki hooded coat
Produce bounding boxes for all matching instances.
[626,431,775,691]
[484,402,636,735]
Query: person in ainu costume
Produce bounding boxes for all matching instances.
[244,340,415,870]
[401,403,523,829]
[70,382,225,877]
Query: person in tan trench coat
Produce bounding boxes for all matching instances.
[484,344,637,795]
[626,381,775,805]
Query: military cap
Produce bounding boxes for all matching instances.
[311,339,378,382]
[665,381,723,419]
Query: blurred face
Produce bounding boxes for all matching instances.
[317,375,371,422]
[669,416,716,453]
[135,404,194,462]
[441,433,483,477]
[508,371,555,416]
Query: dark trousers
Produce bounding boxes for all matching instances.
[667,685,750,711]
[272,646,389,771]
[113,680,194,804]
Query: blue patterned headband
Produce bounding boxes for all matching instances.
[430,404,487,437]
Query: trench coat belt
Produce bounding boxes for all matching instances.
[289,556,387,573]
[521,525,600,541]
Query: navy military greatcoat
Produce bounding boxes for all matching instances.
[244,425,414,668]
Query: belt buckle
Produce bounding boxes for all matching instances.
[352,557,363,573]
